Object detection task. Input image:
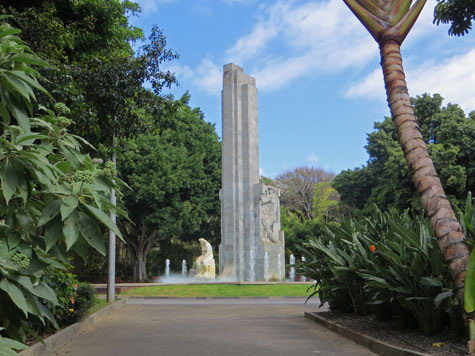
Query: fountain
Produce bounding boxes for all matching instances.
[289,254,296,282]
[165,259,170,279]
[301,256,306,282]
[182,260,187,277]
[264,252,269,282]
[277,253,282,282]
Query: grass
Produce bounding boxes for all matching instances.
[121,283,315,297]
[87,297,108,315]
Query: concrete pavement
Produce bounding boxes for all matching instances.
[54,298,377,356]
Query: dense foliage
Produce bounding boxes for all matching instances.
[42,266,95,327]
[0,0,178,149]
[434,0,475,35]
[333,94,475,214]
[0,19,120,351]
[297,206,467,336]
[117,93,221,281]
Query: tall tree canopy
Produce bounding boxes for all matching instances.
[117,94,221,281]
[434,0,475,35]
[0,0,179,149]
[271,166,338,254]
[333,94,475,213]
[275,166,335,220]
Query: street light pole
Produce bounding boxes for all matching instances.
[107,150,117,303]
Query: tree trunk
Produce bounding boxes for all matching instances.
[379,39,471,307]
[128,242,148,282]
[126,230,157,282]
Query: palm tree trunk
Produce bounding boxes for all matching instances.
[379,39,470,306]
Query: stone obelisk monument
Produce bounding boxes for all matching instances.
[219,63,285,282]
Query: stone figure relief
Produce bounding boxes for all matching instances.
[260,186,280,243]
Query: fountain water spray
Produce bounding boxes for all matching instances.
[289,254,296,282]
[165,259,170,279]
[182,260,187,277]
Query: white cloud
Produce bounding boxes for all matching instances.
[224,0,379,91]
[408,49,475,112]
[259,168,265,176]
[345,49,475,113]
[345,69,385,100]
[169,58,222,96]
[182,0,379,94]
[306,154,320,164]
[136,0,177,13]
[173,0,466,99]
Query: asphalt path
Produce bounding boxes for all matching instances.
[54,298,377,356]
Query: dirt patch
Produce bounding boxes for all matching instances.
[316,311,468,356]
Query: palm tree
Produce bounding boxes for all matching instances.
[342,0,472,350]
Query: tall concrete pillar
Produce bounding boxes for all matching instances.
[219,64,284,282]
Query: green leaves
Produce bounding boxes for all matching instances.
[0,278,28,316]
[0,335,27,356]
[299,206,459,335]
[465,250,475,313]
[60,196,78,221]
[38,200,61,226]
[434,0,475,36]
[77,213,106,255]
[82,203,122,240]
[0,21,127,343]
[63,212,80,250]
[1,161,17,204]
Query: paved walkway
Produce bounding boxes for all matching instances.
[54,298,377,356]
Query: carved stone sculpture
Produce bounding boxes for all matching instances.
[260,186,281,243]
[195,238,216,279]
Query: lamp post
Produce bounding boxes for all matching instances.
[107,151,117,303]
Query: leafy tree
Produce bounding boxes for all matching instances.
[334,94,475,213]
[312,182,339,220]
[276,169,339,254]
[0,1,178,150]
[281,207,327,255]
[434,0,475,35]
[0,20,122,351]
[117,94,221,281]
[275,166,335,220]
[342,0,471,347]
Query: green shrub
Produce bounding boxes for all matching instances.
[40,264,94,327]
[298,206,464,335]
[70,283,95,321]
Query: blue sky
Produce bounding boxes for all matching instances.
[129,0,475,178]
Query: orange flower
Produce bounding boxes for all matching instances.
[369,245,376,252]
[70,297,75,304]
[74,284,78,289]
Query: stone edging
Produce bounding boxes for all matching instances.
[123,295,307,300]
[305,312,430,356]
[19,299,126,356]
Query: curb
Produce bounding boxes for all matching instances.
[20,299,126,356]
[305,312,430,356]
[123,296,308,300]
